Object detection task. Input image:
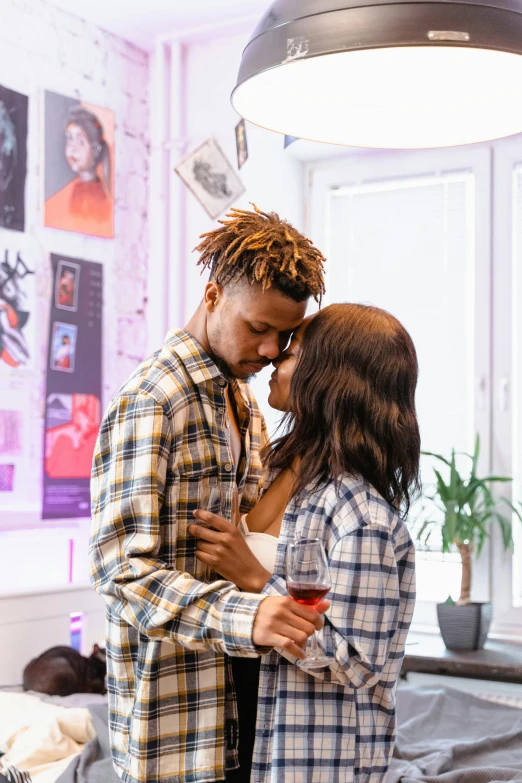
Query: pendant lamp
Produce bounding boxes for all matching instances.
[231,0,522,149]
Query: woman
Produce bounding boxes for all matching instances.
[54,334,71,369]
[44,106,113,238]
[189,303,420,782]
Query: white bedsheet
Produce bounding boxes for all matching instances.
[0,691,95,783]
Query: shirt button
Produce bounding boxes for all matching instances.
[224,463,233,472]
[218,377,227,387]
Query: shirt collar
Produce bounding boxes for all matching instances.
[164,327,226,387]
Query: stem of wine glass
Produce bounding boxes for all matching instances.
[308,629,322,656]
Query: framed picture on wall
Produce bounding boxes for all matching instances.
[235,119,248,169]
[55,259,80,312]
[44,91,115,238]
[50,322,78,373]
[175,137,245,220]
[0,247,36,372]
[0,84,28,232]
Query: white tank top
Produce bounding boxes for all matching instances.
[239,515,278,574]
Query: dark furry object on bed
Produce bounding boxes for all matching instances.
[22,644,106,697]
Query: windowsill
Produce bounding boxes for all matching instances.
[404,630,522,683]
[410,622,522,644]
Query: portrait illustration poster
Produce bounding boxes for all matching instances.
[44,91,114,239]
[43,253,103,519]
[0,84,28,232]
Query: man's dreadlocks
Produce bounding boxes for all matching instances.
[194,204,326,303]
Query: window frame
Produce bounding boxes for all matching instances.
[490,136,522,636]
[306,146,494,633]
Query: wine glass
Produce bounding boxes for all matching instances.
[286,538,334,670]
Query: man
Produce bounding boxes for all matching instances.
[89,205,327,783]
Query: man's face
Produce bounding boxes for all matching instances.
[205,281,306,381]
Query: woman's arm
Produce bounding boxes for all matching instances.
[263,521,415,687]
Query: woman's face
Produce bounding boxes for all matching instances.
[65,123,95,174]
[267,315,314,411]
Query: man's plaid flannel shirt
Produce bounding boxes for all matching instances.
[90,328,268,783]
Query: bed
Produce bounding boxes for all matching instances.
[388,685,522,782]
[0,691,117,783]
[1,685,522,782]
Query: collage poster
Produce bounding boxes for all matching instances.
[0,84,28,233]
[44,90,115,239]
[42,253,103,519]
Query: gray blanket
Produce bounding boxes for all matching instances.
[55,687,522,783]
[388,686,522,783]
[56,704,119,783]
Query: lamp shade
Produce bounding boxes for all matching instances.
[231,0,522,148]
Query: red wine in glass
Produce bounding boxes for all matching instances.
[286,538,335,669]
[288,583,330,606]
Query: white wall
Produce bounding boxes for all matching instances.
[0,0,150,682]
[0,19,308,685]
[181,31,307,435]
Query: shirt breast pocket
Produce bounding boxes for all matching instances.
[171,463,220,537]
[167,465,220,580]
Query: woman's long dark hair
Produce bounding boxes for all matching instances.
[266,303,421,516]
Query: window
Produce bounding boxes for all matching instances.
[512,164,522,609]
[308,147,499,630]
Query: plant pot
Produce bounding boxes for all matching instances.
[436,602,492,651]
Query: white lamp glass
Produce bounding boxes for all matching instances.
[233,46,522,149]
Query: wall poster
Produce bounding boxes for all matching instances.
[0,84,28,232]
[175,137,245,220]
[0,248,36,371]
[235,119,248,169]
[284,135,299,148]
[42,253,103,519]
[0,392,30,514]
[44,91,115,239]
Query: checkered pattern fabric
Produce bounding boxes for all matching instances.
[90,328,415,783]
[254,477,416,783]
[89,328,268,783]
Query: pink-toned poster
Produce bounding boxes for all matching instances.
[0,396,29,513]
[0,409,20,493]
[45,394,100,479]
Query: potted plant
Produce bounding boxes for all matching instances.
[417,435,522,651]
